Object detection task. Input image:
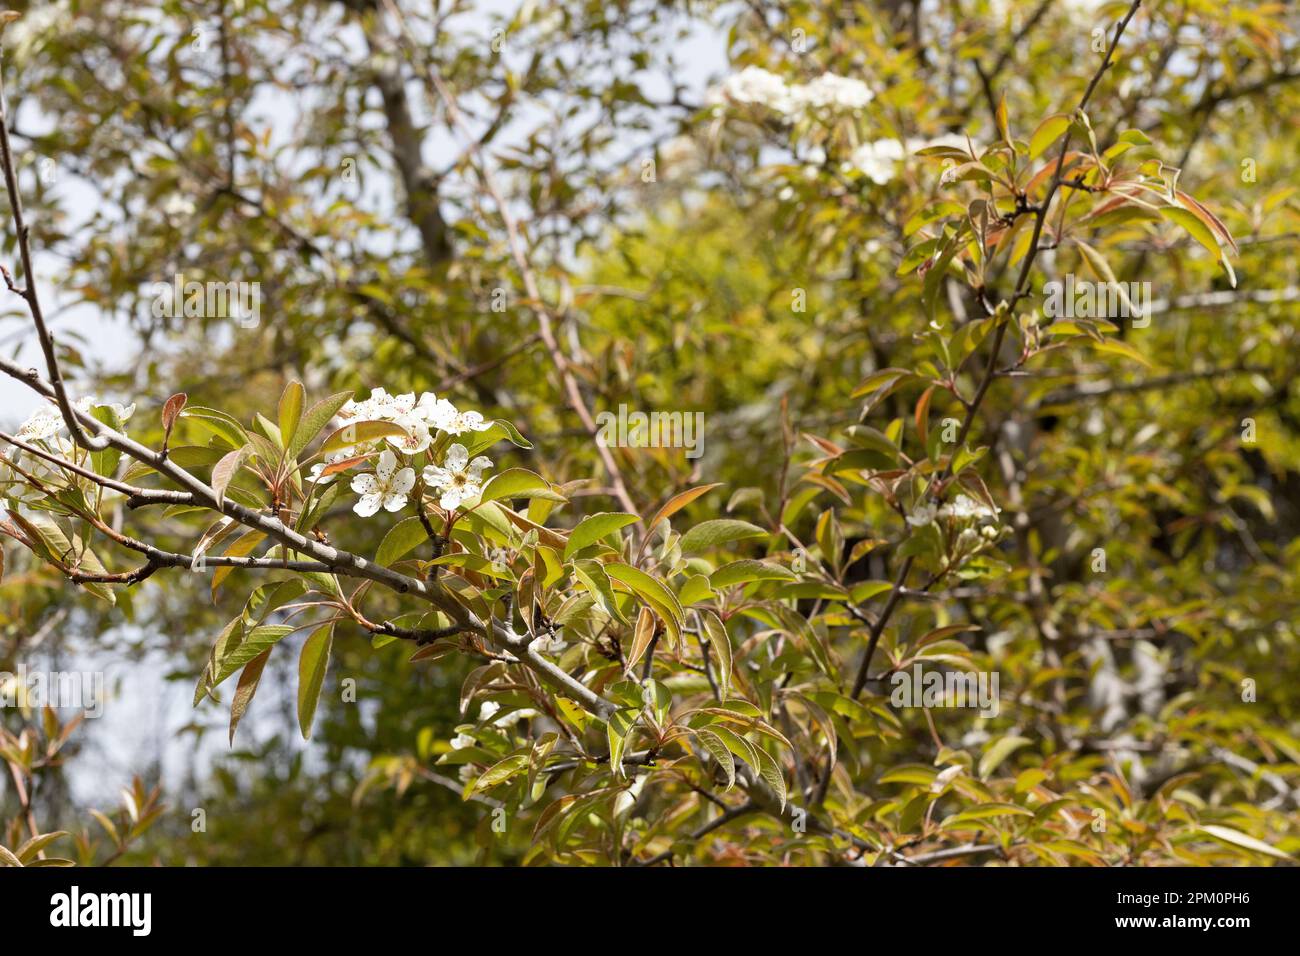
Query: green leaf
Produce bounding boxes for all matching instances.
[297,622,334,739]
[180,406,249,451]
[228,648,271,745]
[1089,337,1153,369]
[213,624,295,689]
[606,708,639,777]
[480,468,566,504]
[679,519,768,553]
[563,512,641,559]
[754,745,788,812]
[710,560,796,589]
[278,380,305,451]
[849,580,894,603]
[288,390,355,460]
[696,730,735,790]
[211,444,252,505]
[320,419,409,454]
[605,562,684,633]
[375,516,430,567]
[677,574,715,606]
[470,754,529,795]
[572,559,628,624]
[701,610,733,699]
[1029,113,1070,160]
[978,735,1031,779]
[15,831,67,864]
[1162,206,1235,287]
[1198,825,1293,861]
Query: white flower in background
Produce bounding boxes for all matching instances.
[719,65,793,113]
[790,73,875,113]
[478,701,501,722]
[350,449,415,516]
[450,732,475,750]
[907,502,938,527]
[418,395,493,436]
[939,494,1000,523]
[422,443,493,511]
[162,194,195,219]
[849,138,906,184]
[385,413,432,455]
[457,763,476,782]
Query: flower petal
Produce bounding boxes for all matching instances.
[444,443,468,471]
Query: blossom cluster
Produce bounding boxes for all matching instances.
[714,65,977,187]
[16,396,136,444]
[716,66,875,118]
[313,389,496,517]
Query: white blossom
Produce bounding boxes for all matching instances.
[386,413,432,455]
[422,443,492,511]
[850,139,906,184]
[717,68,876,119]
[350,449,415,517]
[939,494,1000,523]
[907,502,938,527]
[450,732,475,750]
[417,395,492,436]
[16,397,134,442]
[340,388,416,423]
[718,65,793,113]
[163,195,196,219]
[790,73,875,113]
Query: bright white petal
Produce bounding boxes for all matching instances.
[353,494,382,517]
[382,492,408,512]
[439,488,462,511]
[351,474,380,495]
[467,456,493,479]
[445,443,468,471]
[423,465,451,487]
[390,468,416,496]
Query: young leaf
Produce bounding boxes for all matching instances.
[228,648,272,745]
[563,512,641,560]
[278,380,305,451]
[287,389,355,460]
[679,519,768,553]
[297,622,334,739]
